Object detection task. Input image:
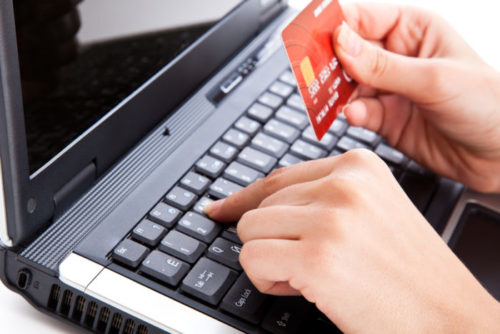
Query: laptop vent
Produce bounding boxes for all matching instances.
[45,284,151,334]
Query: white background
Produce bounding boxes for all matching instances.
[2,0,500,332]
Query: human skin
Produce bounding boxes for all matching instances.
[205,3,500,333]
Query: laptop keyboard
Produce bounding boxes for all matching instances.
[110,69,442,333]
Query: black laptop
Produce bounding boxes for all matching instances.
[2,0,498,333]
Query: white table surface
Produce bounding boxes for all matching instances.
[2,0,500,332]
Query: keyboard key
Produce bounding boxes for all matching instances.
[165,186,197,211]
[149,202,181,228]
[238,147,277,173]
[196,155,226,178]
[347,127,381,146]
[210,141,238,163]
[159,230,205,264]
[278,153,304,168]
[328,119,348,137]
[251,132,288,158]
[112,239,149,268]
[141,251,190,286]
[207,237,242,271]
[247,103,273,123]
[275,106,309,130]
[336,136,370,151]
[132,219,167,247]
[193,196,214,215]
[209,178,243,199]
[258,92,283,109]
[269,81,294,98]
[400,172,438,212]
[177,212,221,243]
[375,143,407,167]
[262,297,312,334]
[279,70,296,86]
[302,126,338,151]
[264,119,300,144]
[224,161,264,186]
[290,140,327,160]
[306,312,342,334]
[181,258,237,306]
[234,116,261,136]
[406,160,431,176]
[223,129,250,149]
[221,274,267,324]
[180,172,210,195]
[329,149,343,157]
[221,225,241,244]
[287,93,306,111]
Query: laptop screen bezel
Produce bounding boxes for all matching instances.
[0,0,263,246]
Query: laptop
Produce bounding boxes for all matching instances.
[1,0,499,333]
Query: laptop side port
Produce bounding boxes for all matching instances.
[16,269,31,289]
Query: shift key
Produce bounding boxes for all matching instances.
[221,274,267,324]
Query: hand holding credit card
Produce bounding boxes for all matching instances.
[282,0,357,140]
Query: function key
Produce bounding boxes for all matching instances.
[234,116,261,136]
[275,106,309,130]
[209,178,243,199]
[247,103,273,123]
[210,141,238,163]
[279,70,296,86]
[258,92,283,110]
[149,202,181,228]
[159,230,205,264]
[207,237,242,271]
[165,186,197,211]
[302,126,338,151]
[287,93,306,112]
[223,128,250,149]
[141,250,190,286]
[269,81,294,98]
[196,155,226,178]
[347,127,381,146]
[180,172,210,195]
[328,119,348,137]
[112,239,149,268]
[238,147,277,174]
[290,140,327,160]
[261,297,312,334]
[221,273,268,324]
[132,219,167,247]
[336,136,370,152]
[177,212,221,243]
[224,161,264,186]
[181,257,237,306]
[264,119,300,144]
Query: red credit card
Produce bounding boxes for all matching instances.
[282,0,357,140]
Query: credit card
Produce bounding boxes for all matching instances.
[282,0,357,140]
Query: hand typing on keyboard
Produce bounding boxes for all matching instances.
[205,4,500,332]
[335,3,500,194]
[206,152,500,333]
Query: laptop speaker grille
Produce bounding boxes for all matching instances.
[47,284,157,334]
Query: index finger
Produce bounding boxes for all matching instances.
[342,3,402,41]
[205,156,340,222]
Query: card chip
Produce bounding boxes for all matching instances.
[300,56,315,87]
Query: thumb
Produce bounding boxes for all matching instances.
[334,22,435,102]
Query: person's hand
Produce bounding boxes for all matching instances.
[334,4,500,193]
[206,151,500,333]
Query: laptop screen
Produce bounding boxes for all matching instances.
[13,0,242,174]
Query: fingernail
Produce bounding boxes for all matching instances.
[337,22,362,57]
[204,199,224,217]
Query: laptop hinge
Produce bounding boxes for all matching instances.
[53,161,96,219]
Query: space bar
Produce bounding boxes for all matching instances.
[86,268,243,334]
